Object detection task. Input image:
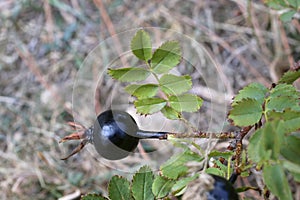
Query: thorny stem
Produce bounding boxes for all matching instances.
[164,131,238,139]
[60,123,249,160]
[226,126,253,173]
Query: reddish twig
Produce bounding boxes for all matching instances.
[93,0,128,67]
[233,126,253,169]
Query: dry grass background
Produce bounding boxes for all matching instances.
[0,0,299,199]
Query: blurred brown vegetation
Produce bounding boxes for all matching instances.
[0,0,299,199]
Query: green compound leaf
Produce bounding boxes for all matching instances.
[161,106,180,120]
[266,84,300,112]
[267,110,300,133]
[131,30,152,61]
[132,166,155,200]
[152,176,175,198]
[263,164,293,200]
[108,68,151,82]
[232,82,267,105]
[125,84,159,99]
[278,70,300,84]
[169,94,203,113]
[229,98,263,126]
[151,41,181,74]
[248,121,285,163]
[160,149,204,179]
[82,193,109,200]
[159,74,192,95]
[281,135,300,166]
[134,98,166,114]
[108,176,132,200]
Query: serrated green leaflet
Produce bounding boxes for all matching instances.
[159,74,192,95]
[232,82,267,105]
[278,70,300,84]
[152,176,175,198]
[266,96,300,112]
[108,176,132,200]
[82,194,109,200]
[208,150,234,160]
[267,109,300,121]
[263,164,293,200]
[282,160,300,182]
[266,110,300,133]
[229,98,263,126]
[282,116,300,133]
[269,84,299,98]
[266,84,300,112]
[248,128,266,163]
[205,168,225,177]
[134,98,166,114]
[262,122,284,160]
[132,166,155,200]
[281,135,300,165]
[161,106,180,120]
[160,149,203,179]
[248,121,284,163]
[172,174,199,196]
[131,30,152,61]
[215,159,228,172]
[283,159,300,174]
[108,68,151,82]
[169,94,203,112]
[151,41,181,74]
[280,10,296,22]
[125,84,159,99]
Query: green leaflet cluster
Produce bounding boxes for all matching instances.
[265,0,300,22]
[82,146,205,200]
[108,30,202,119]
[82,166,154,200]
[229,71,300,200]
[84,29,300,200]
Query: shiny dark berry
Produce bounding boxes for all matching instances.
[60,110,168,160]
[93,110,140,160]
[207,174,239,200]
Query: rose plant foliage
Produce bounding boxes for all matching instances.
[68,30,300,200]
